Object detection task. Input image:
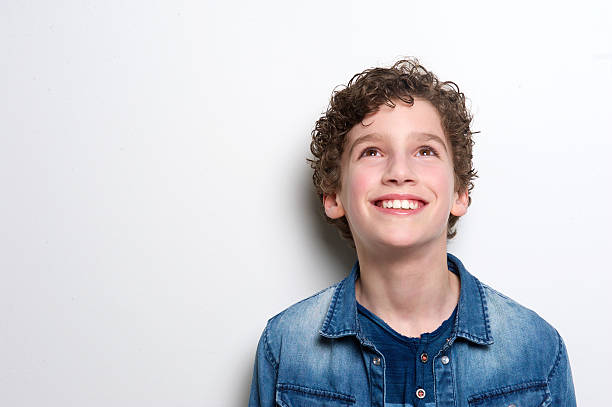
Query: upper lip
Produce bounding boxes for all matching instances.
[371,194,428,204]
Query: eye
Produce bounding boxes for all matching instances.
[359,147,382,158]
[416,146,439,157]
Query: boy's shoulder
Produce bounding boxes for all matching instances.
[480,280,560,337]
[477,280,564,370]
[265,281,340,338]
[256,282,342,369]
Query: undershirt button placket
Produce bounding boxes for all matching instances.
[416,344,426,405]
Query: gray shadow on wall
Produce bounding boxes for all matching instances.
[240,158,355,406]
[300,162,356,283]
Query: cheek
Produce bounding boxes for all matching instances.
[422,165,455,196]
[351,169,375,191]
[343,168,376,210]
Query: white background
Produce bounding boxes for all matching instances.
[1,0,611,405]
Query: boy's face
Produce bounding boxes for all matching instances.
[323,98,468,252]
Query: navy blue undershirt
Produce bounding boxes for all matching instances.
[357,302,457,407]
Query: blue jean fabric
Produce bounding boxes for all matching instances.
[249,253,576,407]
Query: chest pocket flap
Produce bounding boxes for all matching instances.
[276,383,356,407]
[468,381,551,407]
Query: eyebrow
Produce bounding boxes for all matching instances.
[348,132,448,157]
[416,133,448,153]
[348,133,383,157]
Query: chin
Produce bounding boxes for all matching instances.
[374,229,446,251]
[377,234,424,249]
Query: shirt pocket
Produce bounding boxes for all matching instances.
[467,381,551,407]
[276,383,356,407]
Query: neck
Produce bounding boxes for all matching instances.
[354,237,460,338]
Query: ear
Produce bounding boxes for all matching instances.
[450,188,469,217]
[323,192,346,219]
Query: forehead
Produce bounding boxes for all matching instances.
[348,98,444,139]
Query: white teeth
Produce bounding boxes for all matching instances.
[380,199,420,209]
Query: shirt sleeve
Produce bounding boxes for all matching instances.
[547,331,577,406]
[249,322,278,407]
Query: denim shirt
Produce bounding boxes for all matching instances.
[249,253,576,407]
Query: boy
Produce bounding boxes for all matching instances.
[249,59,576,407]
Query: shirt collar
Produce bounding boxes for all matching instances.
[319,252,494,345]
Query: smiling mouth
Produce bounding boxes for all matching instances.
[374,199,426,210]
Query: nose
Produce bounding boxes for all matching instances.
[382,155,417,186]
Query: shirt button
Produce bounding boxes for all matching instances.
[416,388,426,399]
[420,352,428,363]
[441,355,450,365]
[372,356,381,366]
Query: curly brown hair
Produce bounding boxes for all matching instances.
[307,58,477,247]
